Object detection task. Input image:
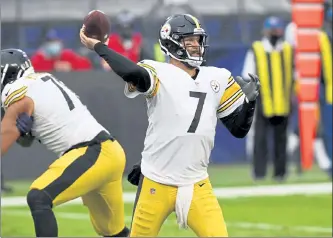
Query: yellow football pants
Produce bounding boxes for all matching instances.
[130,176,228,237]
[30,131,126,236]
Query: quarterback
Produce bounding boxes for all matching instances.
[80,14,260,237]
[0,49,129,237]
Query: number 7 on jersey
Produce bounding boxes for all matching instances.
[41,76,75,111]
[187,91,207,133]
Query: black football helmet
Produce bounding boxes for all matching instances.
[159,14,208,68]
[1,49,33,92]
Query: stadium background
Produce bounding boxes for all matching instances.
[1,0,332,237]
[1,0,295,178]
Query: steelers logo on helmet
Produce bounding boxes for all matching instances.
[210,80,220,93]
[160,23,171,40]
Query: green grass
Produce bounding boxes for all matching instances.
[2,195,332,237]
[1,164,332,237]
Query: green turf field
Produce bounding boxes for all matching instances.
[2,164,332,237]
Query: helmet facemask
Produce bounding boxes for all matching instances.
[159,27,208,68]
[1,60,33,92]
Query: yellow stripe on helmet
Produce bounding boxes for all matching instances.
[187,14,200,29]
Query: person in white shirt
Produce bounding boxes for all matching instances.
[242,16,294,181]
[285,21,297,47]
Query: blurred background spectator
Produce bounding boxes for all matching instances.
[319,3,332,176]
[102,10,143,70]
[31,29,92,72]
[242,16,294,181]
[109,10,142,63]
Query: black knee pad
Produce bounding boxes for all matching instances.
[27,189,53,212]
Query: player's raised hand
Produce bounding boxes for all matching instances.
[79,26,101,50]
[234,73,260,102]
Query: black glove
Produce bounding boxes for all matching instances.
[16,112,33,136]
[17,134,35,147]
[127,162,142,186]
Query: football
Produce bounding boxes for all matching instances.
[83,10,111,43]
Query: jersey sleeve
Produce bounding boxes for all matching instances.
[124,60,160,99]
[217,71,245,118]
[1,81,29,109]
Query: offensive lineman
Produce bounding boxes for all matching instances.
[80,14,260,236]
[0,49,129,237]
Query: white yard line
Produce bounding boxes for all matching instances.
[2,182,332,207]
[2,210,332,234]
[2,183,332,234]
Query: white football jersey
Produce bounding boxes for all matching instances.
[124,60,245,186]
[1,72,107,156]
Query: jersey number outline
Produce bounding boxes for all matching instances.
[41,76,75,111]
[187,91,207,133]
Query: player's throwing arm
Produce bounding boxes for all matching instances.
[80,13,260,237]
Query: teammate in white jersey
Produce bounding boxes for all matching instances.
[80,14,260,237]
[0,49,129,237]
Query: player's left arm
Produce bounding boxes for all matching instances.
[1,97,34,155]
[218,73,260,138]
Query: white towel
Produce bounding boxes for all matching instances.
[175,184,194,229]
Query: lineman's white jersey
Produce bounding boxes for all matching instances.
[124,60,245,186]
[1,72,107,156]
